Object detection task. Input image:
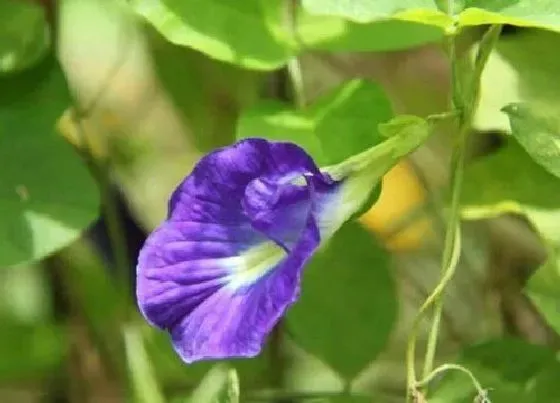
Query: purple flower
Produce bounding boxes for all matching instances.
[136,137,397,363]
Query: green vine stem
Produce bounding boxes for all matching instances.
[415,363,487,396]
[286,0,306,109]
[287,57,306,108]
[406,225,462,400]
[405,22,503,402]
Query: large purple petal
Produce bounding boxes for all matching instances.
[136,139,337,362]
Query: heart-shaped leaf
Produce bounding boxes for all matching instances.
[0,57,99,267]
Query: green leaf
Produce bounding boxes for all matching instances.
[475,30,560,132]
[310,79,395,164]
[0,0,50,74]
[461,339,556,383]
[297,11,444,52]
[502,103,560,179]
[475,29,560,136]
[303,0,560,32]
[0,57,100,267]
[149,35,263,151]
[474,29,560,176]
[301,0,443,25]
[524,246,560,335]
[238,79,395,166]
[0,322,66,381]
[461,138,560,218]
[431,338,556,403]
[476,30,560,185]
[287,222,396,379]
[236,100,326,163]
[131,0,293,70]
[459,0,560,31]
[529,361,560,403]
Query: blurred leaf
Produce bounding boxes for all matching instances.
[135,0,444,68]
[287,222,396,379]
[301,0,443,24]
[475,30,560,132]
[310,79,394,164]
[132,0,293,70]
[502,103,560,179]
[459,0,560,31]
[124,325,166,403]
[433,381,521,403]
[149,35,263,150]
[0,57,99,267]
[431,338,556,403]
[238,79,395,166]
[0,322,66,381]
[529,361,560,402]
[498,30,560,105]
[462,138,560,217]
[303,0,560,32]
[524,246,560,335]
[469,26,560,280]
[297,11,444,52]
[460,338,555,383]
[236,100,325,162]
[0,0,50,74]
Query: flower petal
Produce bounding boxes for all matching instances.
[137,139,335,362]
[170,215,320,362]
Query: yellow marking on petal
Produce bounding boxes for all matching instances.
[226,242,286,290]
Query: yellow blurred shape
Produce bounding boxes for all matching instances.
[57,108,116,160]
[359,160,434,251]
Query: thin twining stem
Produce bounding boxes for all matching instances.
[405,22,503,402]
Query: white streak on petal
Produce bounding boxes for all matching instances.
[224,242,286,290]
[316,170,376,239]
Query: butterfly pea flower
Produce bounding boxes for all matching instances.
[136,130,425,363]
